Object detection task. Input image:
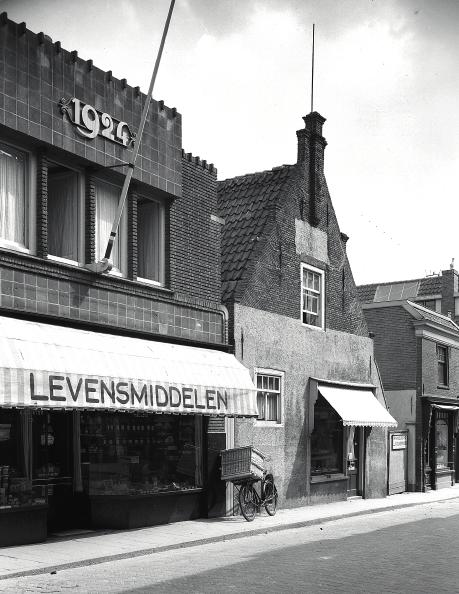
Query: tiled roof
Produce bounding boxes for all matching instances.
[406,301,459,331]
[418,276,442,296]
[218,165,294,302]
[358,275,442,303]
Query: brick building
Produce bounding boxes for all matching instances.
[359,273,459,493]
[218,112,396,510]
[0,15,258,546]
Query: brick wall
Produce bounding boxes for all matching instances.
[0,14,181,195]
[170,153,221,304]
[363,306,417,390]
[237,162,368,337]
[420,336,459,397]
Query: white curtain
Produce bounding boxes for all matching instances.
[95,180,123,272]
[0,145,26,246]
[138,200,164,282]
[48,170,78,260]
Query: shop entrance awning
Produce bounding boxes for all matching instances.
[0,316,258,417]
[318,384,397,427]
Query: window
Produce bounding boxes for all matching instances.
[255,371,282,424]
[0,142,28,251]
[137,197,165,285]
[435,414,449,469]
[417,299,437,312]
[301,263,325,328]
[94,179,126,275]
[437,344,449,386]
[47,163,81,263]
[311,395,343,475]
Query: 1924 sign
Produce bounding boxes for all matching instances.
[59,97,136,147]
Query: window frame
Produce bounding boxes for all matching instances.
[93,177,128,277]
[254,368,284,426]
[301,263,325,330]
[136,193,166,287]
[46,159,85,267]
[436,344,449,387]
[0,139,36,255]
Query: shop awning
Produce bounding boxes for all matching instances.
[0,316,258,417]
[318,385,397,427]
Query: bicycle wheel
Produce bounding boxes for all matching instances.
[263,475,278,516]
[238,482,257,522]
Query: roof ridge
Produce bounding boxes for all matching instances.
[218,163,294,185]
[358,275,442,289]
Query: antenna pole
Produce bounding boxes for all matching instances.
[86,0,176,273]
[311,23,315,113]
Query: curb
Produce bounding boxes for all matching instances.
[2,494,459,581]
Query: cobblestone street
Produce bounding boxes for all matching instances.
[2,499,459,593]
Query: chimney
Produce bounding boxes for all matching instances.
[440,266,458,320]
[296,112,327,227]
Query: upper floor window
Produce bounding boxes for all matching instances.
[437,344,449,387]
[255,371,283,424]
[301,263,325,329]
[94,179,127,276]
[417,299,438,312]
[47,163,82,263]
[0,143,28,252]
[137,197,165,285]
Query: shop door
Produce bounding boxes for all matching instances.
[388,431,407,494]
[33,411,76,532]
[347,427,362,497]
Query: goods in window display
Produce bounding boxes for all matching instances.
[80,412,202,496]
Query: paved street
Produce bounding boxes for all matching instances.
[1,499,459,593]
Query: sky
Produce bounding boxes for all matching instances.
[2,0,459,285]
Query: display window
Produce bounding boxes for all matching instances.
[435,413,449,470]
[80,412,203,496]
[311,395,343,475]
[0,409,46,508]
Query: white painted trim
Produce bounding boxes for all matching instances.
[253,367,285,426]
[300,262,325,330]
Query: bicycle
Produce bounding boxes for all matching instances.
[235,470,278,522]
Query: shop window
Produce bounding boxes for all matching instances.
[435,413,449,469]
[0,409,45,508]
[80,413,203,495]
[0,142,29,252]
[301,263,325,329]
[94,179,127,275]
[311,395,343,475]
[255,371,283,424]
[437,344,449,387]
[137,197,165,285]
[47,163,81,263]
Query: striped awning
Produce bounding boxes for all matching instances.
[319,384,397,427]
[0,316,258,417]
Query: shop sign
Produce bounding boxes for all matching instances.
[391,433,407,450]
[28,372,234,416]
[58,97,136,147]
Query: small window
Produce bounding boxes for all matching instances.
[137,197,165,285]
[0,142,28,251]
[301,263,325,328]
[47,164,81,262]
[94,179,126,275]
[418,299,437,312]
[437,344,449,387]
[255,372,282,424]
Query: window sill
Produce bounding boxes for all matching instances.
[137,277,163,288]
[311,473,347,484]
[301,321,325,331]
[0,241,31,255]
[47,254,79,267]
[437,385,450,390]
[255,421,283,428]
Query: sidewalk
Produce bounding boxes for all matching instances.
[1,486,459,580]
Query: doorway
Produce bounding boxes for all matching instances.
[347,427,364,497]
[32,411,79,532]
